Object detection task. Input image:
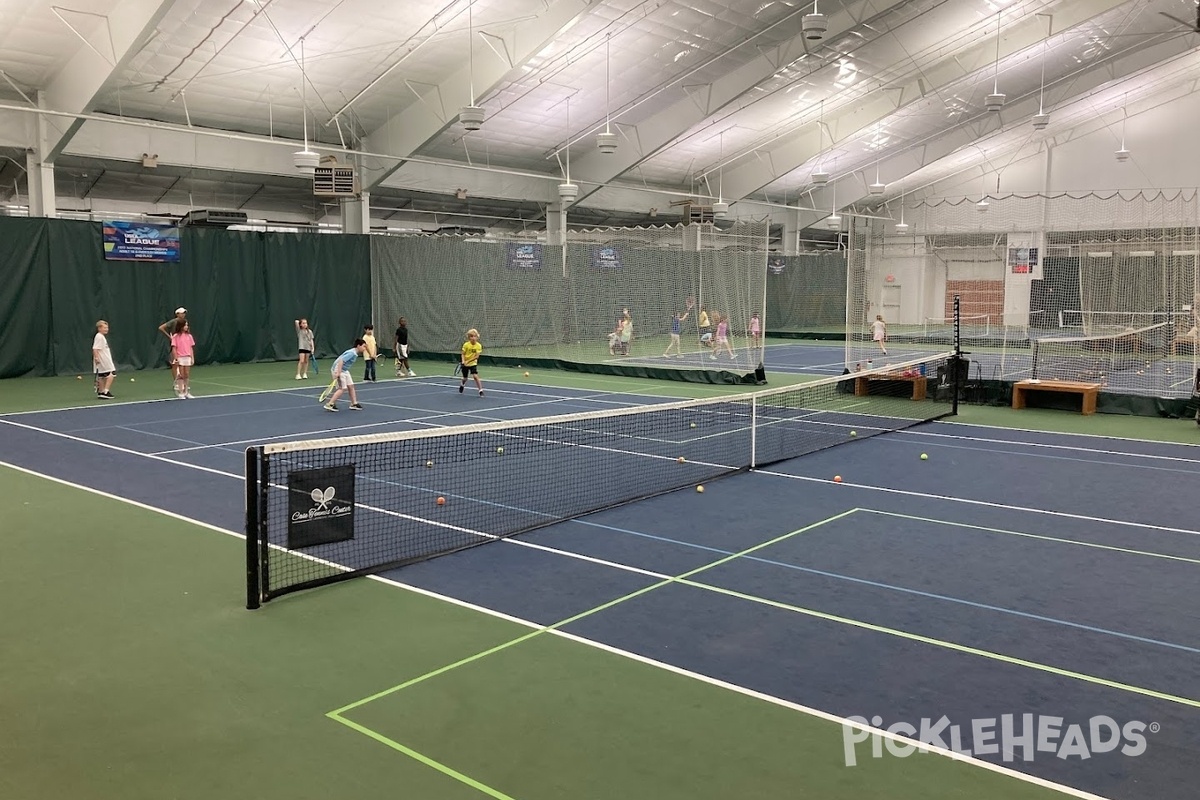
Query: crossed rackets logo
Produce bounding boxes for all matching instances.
[309,487,336,510]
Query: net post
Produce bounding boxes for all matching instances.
[952,295,962,415]
[750,395,758,468]
[245,446,262,610]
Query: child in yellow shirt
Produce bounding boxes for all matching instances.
[458,328,484,396]
[362,324,378,381]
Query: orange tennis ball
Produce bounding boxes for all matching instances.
[833,475,843,483]
[436,496,446,505]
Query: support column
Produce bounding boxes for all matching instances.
[341,191,370,234]
[546,204,566,247]
[27,91,57,218]
[782,207,801,255]
[25,150,56,219]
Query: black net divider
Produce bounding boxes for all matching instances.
[1030,322,1172,383]
[246,352,956,608]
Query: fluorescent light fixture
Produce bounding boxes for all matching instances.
[1129,250,1155,257]
[1087,251,1113,258]
[1173,250,1199,256]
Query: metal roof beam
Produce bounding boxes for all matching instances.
[42,0,177,160]
[718,0,1129,205]
[360,0,590,192]
[568,0,910,206]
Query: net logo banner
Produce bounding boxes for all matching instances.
[1008,232,1041,275]
[768,256,787,274]
[591,246,623,270]
[287,465,355,549]
[506,242,543,270]
[102,220,181,262]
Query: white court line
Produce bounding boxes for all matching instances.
[0,458,1121,800]
[756,470,1200,538]
[879,437,1200,477]
[899,428,1200,465]
[149,391,656,455]
[938,419,1200,450]
[0,373,671,420]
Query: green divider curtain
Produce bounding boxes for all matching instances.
[265,232,372,361]
[765,252,847,332]
[0,217,372,378]
[0,218,54,378]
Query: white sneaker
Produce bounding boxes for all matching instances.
[295,375,302,380]
[185,392,195,399]
[408,370,416,377]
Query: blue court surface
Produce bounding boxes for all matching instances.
[2,374,1198,800]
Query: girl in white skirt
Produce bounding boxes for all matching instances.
[872,314,888,355]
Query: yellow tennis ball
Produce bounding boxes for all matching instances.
[524,371,530,377]
[696,485,704,493]
[130,377,135,382]
[76,375,82,380]
[496,447,504,455]
[425,460,433,468]
[689,422,696,429]
[850,430,857,437]
[920,453,928,461]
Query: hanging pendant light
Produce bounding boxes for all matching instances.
[985,12,1005,112]
[293,37,319,172]
[459,1,485,131]
[1032,34,1049,130]
[811,99,830,187]
[1115,95,1130,161]
[597,33,618,154]
[559,94,578,202]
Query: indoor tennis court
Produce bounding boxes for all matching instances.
[3,364,1198,800]
[7,1,1200,798]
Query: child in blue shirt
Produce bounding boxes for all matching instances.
[324,339,366,411]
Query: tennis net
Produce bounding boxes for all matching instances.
[1031,322,1172,383]
[246,352,959,607]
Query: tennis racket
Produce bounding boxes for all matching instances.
[685,295,695,311]
[318,377,336,403]
[453,362,462,377]
[310,352,319,372]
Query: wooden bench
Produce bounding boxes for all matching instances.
[1011,379,1100,415]
[855,372,927,401]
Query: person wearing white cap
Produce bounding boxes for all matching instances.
[158,307,189,397]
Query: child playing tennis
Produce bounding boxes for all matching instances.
[170,320,196,399]
[459,328,484,396]
[711,313,735,360]
[362,324,378,382]
[394,316,415,377]
[749,312,761,351]
[697,307,712,347]
[872,314,888,355]
[325,339,366,411]
[92,320,116,399]
[662,308,690,357]
[295,318,314,379]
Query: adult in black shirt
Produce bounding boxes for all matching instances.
[394,317,414,377]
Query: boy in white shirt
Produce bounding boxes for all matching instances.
[92,320,116,399]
